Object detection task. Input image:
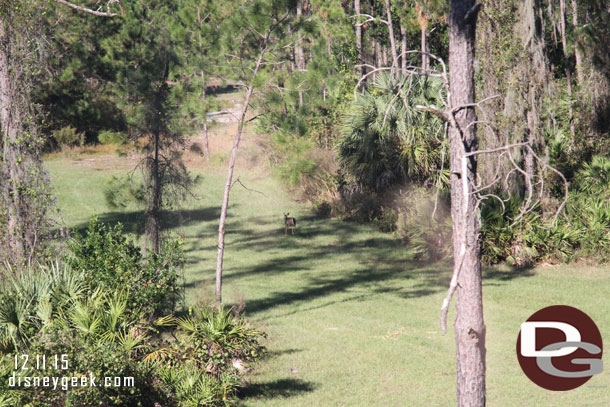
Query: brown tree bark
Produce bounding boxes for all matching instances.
[447,1,485,406]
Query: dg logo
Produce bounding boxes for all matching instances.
[516,305,604,391]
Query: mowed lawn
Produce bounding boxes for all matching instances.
[45,151,610,406]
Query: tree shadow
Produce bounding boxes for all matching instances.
[483,264,535,285]
[67,206,222,236]
[238,378,316,400]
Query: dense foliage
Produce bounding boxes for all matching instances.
[0,220,265,407]
[67,217,184,319]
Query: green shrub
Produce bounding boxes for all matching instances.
[98,130,127,145]
[52,125,85,148]
[0,262,267,407]
[151,305,267,406]
[66,217,183,319]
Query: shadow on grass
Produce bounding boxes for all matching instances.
[64,202,536,318]
[483,265,535,284]
[67,206,222,236]
[238,378,316,400]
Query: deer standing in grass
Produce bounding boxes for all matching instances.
[284,213,297,235]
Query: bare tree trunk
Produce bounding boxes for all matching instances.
[201,72,210,160]
[448,1,485,405]
[400,24,407,74]
[296,0,305,107]
[355,0,364,77]
[524,108,535,198]
[559,0,576,140]
[383,0,398,69]
[421,27,429,72]
[0,17,25,262]
[571,0,584,86]
[147,129,161,254]
[371,36,377,81]
[215,50,266,304]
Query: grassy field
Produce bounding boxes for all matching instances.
[44,123,610,406]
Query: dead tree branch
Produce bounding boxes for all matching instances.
[53,0,118,17]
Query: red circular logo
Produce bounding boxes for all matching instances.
[516,305,603,391]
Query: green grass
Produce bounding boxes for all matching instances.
[45,150,610,406]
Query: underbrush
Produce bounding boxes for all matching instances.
[0,219,266,407]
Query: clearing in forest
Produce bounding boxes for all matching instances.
[45,97,610,406]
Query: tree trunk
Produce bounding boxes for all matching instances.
[148,129,161,254]
[559,0,575,140]
[383,0,398,69]
[201,72,210,160]
[215,49,266,304]
[355,0,364,77]
[371,36,377,80]
[421,27,429,72]
[571,0,584,86]
[400,24,407,74]
[524,108,535,199]
[448,1,485,406]
[0,16,26,263]
[296,0,305,107]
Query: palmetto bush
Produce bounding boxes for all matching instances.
[339,72,447,191]
[0,259,265,405]
[147,305,266,406]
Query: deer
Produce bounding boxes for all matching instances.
[284,213,297,235]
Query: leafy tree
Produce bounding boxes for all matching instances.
[101,0,193,253]
[168,0,225,160]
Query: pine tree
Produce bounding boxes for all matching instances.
[102,0,192,253]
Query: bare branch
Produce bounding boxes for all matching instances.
[53,0,118,17]
[463,141,530,157]
[351,13,389,27]
[441,247,466,335]
[231,177,267,196]
[451,95,501,114]
[415,104,448,121]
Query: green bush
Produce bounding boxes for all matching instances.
[98,130,127,145]
[52,125,85,148]
[66,217,183,319]
[152,305,267,406]
[0,262,267,407]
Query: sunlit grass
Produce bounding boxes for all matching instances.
[45,148,610,406]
